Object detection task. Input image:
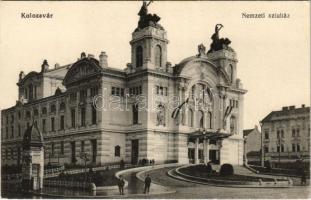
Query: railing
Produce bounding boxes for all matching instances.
[43,179,94,190]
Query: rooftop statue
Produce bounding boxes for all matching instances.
[135,0,163,31]
[208,24,233,53]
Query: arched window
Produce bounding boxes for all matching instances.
[198,111,204,128]
[207,112,212,129]
[155,45,162,67]
[136,46,143,68]
[115,145,121,157]
[188,109,194,127]
[230,115,236,133]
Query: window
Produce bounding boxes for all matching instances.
[277,145,280,153]
[34,109,39,117]
[26,111,31,119]
[155,85,167,96]
[281,130,284,138]
[188,109,194,127]
[60,141,64,155]
[136,46,143,67]
[229,64,234,82]
[42,119,46,133]
[60,102,66,111]
[297,144,300,152]
[60,115,65,130]
[11,115,14,123]
[115,145,121,157]
[207,112,212,129]
[277,130,280,138]
[11,126,14,138]
[80,90,87,102]
[199,111,204,128]
[296,129,300,137]
[69,92,77,102]
[155,45,162,67]
[18,125,21,137]
[264,146,269,153]
[292,144,296,152]
[230,116,236,133]
[133,104,138,125]
[11,148,14,159]
[42,107,47,115]
[112,86,125,96]
[81,141,85,152]
[5,127,8,139]
[50,104,56,114]
[292,129,295,137]
[51,142,55,155]
[71,108,76,128]
[81,107,86,126]
[18,111,21,119]
[92,105,97,125]
[90,86,99,97]
[51,117,55,131]
[281,144,284,152]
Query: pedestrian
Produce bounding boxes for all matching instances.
[144,174,151,194]
[118,175,125,195]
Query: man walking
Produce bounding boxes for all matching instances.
[144,174,151,194]
[118,175,125,195]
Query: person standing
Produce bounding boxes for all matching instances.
[118,175,125,195]
[144,174,151,194]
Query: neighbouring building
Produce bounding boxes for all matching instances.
[1,2,246,168]
[260,105,310,166]
[243,126,261,165]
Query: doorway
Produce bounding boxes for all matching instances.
[131,139,139,165]
[209,150,220,164]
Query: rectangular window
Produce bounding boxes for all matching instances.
[69,92,77,102]
[281,130,284,138]
[277,145,280,153]
[264,131,269,139]
[277,130,280,138]
[139,86,142,94]
[51,117,55,131]
[5,127,8,139]
[18,125,21,137]
[92,106,97,125]
[81,107,86,126]
[60,141,64,155]
[121,88,124,97]
[60,115,65,130]
[281,144,284,152]
[42,119,46,133]
[90,86,98,97]
[116,87,120,96]
[156,86,159,94]
[292,129,295,137]
[51,143,54,155]
[264,146,269,153]
[160,87,163,95]
[164,87,168,96]
[296,129,300,137]
[112,87,115,95]
[11,126,14,138]
[133,105,138,125]
[81,141,85,152]
[297,144,300,152]
[71,108,76,128]
[292,144,296,152]
[80,90,87,102]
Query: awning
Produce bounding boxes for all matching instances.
[188,129,233,140]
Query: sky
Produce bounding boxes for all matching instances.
[0,1,309,130]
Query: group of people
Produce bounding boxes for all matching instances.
[117,174,152,195]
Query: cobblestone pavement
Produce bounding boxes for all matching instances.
[136,167,311,199]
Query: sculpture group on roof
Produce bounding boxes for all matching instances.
[135,0,164,31]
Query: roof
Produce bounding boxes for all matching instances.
[243,128,254,137]
[261,106,310,123]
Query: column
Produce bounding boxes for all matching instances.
[203,138,207,164]
[206,139,210,163]
[194,138,199,164]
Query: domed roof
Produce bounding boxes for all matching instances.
[23,124,43,149]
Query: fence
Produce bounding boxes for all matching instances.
[43,179,94,190]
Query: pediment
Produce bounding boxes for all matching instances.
[63,58,102,86]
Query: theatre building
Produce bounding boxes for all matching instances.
[1,3,246,167]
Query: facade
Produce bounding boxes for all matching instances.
[260,105,310,165]
[1,3,246,167]
[243,126,261,164]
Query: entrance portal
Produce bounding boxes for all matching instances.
[131,139,139,165]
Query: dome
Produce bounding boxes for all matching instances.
[23,124,43,149]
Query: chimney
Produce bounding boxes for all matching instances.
[54,63,60,69]
[282,106,288,111]
[81,52,86,59]
[99,51,108,68]
[41,59,49,73]
[19,71,25,81]
[302,104,305,108]
[289,105,295,110]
